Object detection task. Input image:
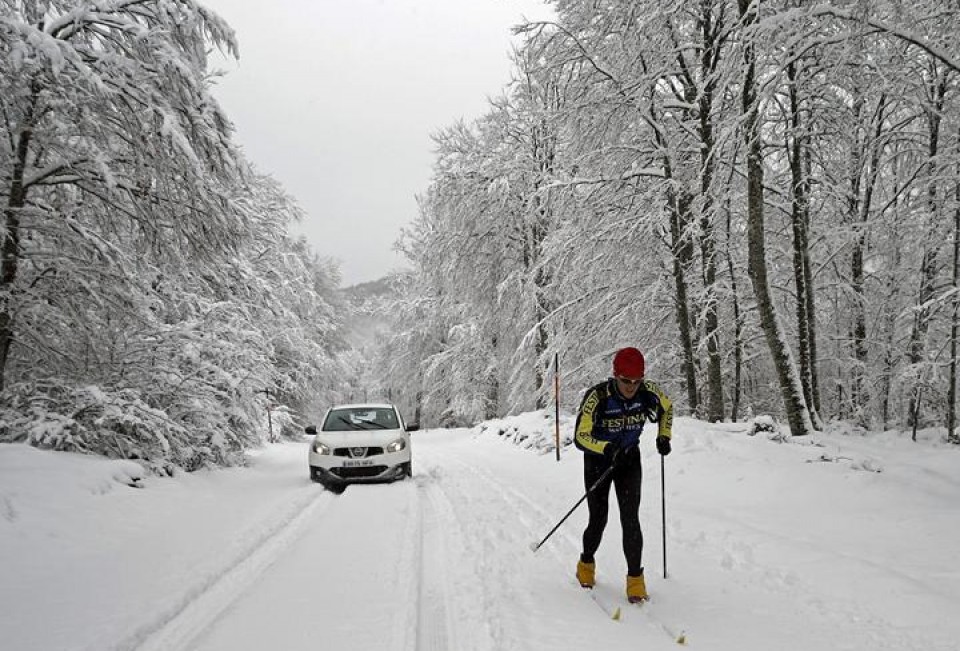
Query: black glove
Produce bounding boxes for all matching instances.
[637,390,662,423]
[602,442,621,465]
[656,435,672,456]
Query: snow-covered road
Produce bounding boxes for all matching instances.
[3,417,959,651]
[147,431,684,651]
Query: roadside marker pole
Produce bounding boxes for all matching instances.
[554,352,561,462]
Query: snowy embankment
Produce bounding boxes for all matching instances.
[1,414,957,651]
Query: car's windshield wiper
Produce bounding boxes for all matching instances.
[335,416,391,430]
[358,420,389,429]
[336,416,361,430]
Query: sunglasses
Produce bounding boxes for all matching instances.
[616,376,643,386]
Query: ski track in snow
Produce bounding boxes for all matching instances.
[27,427,950,651]
[107,486,334,651]
[413,454,536,650]
[440,432,959,651]
[111,443,528,651]
[443,452,680,642]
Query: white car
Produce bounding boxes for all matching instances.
[306,403,416,490]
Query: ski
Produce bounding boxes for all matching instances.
[587,587,622,621]
[574,582,622,621]
[629,599,687,645]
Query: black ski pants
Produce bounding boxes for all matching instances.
[580,452,644,576]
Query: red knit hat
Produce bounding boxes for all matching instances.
[613,347,645,378]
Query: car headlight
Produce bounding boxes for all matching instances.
[385,438,406,453]
[311,439,331,455]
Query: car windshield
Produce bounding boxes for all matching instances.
[321,408,400,431]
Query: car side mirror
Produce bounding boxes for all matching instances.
[405,424,419,432]
[305,425,317,435]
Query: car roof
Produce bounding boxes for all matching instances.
[327,403,397,411]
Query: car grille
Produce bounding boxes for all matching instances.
[331,465,388,479]
[333,447,384,457]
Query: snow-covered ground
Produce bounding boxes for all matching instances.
[1,414,958,651]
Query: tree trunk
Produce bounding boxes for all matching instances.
[849,96,886,427]
[698,0,724,422]
[414,387,423,428]
[0,82,39,391]
[669,188,700,414]
[802,146,822,417]
[949,165,960,443]
[487,334,500,419]
[907,68,947,426]
[880,208,905,429]
[739,0,813,437]
[648,80,700,415]
[725,200,744,421]
[786,59,822,429]
[529,114,555,410]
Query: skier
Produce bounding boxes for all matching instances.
[573,346,673,603]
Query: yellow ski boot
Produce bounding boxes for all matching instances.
[626,573,649,603]
[576,560,596,588]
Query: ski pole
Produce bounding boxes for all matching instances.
[530,463,616,553]
[661,453,667,579]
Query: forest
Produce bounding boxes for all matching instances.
[0,1,362,471]
[3,1,960,475]
[382,0,960,443]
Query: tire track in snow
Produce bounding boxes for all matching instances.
[414,474,456,651]
[107,486,334,651]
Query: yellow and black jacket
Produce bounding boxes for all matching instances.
[574,378,673,456]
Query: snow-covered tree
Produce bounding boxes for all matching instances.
[385,0,960,442]
[0,2,351,469]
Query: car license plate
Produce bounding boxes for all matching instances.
[342,459,374,467]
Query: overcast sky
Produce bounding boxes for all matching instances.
[200,0,554,287]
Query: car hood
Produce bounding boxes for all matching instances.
[315,429,406,448]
